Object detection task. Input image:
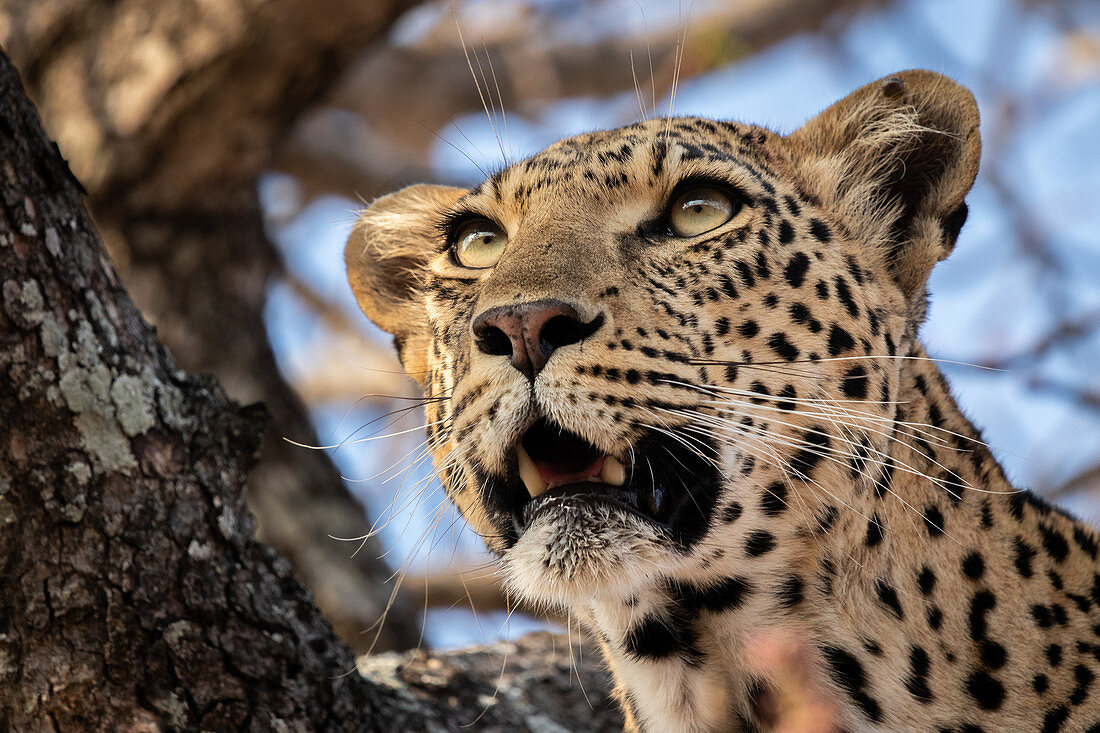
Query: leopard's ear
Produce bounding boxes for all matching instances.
[786,70,980,299]
[345,184,467,385]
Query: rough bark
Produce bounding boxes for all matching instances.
[1,0,421,652]
[0,49,619,731]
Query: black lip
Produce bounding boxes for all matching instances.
[483,420,722,551]
[516,481,658,535]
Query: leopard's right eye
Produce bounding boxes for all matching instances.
[667,186,737,237]
[453,219,508,269]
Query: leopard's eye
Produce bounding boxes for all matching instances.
[453,218,507,269]
[668,186,737,237]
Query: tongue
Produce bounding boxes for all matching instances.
[536,454,605,486]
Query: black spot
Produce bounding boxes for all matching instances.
[1069,593,1093,613]
[1047,644,1063,667]
[778,219,794,244]
[814,279,829,300]
[784,252,810,287]
[1014,537,1037,578]
[767,332,800,361]
[671,576,755,613]
[714,317,730,337]
[827,325,855,356]
[1070,663,1094,705]
[809,218,832,242]
[821,646,882,722]
[788,427,830,478]
[1033,674,1049,694]
[736,260,756,288]
[1007,492,1026,521]
[833,276,859,317]
[755,251,771,280]
[815,505,838,534]
[965,669,1005,710]
[778,575,804,608]
[1042,706,1069,733]
[962,552,985,580]
[927,606,943,630]
[865,514,884,547]
[1032,604,1054,628]
[1075,527,1100,560]
[841,366,869,399]
[1040,524,1070,562]
[969,590,996,640]
[624,613,699,663]
[923,505,945,537]
[918,566,936,596]
[788,302,811,325]
[776,384,798,412]
[875,579,904,619]
[738,320,759,338]
[845,254,864,285]
[981,500,994,529]
[761,482,788,516]
[722,501,743,523]
[980,640,1007,669]
[904,645,933,703]
[745,530,776,557]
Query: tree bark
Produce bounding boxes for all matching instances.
[0,48,620,731]
[1,0,422,653]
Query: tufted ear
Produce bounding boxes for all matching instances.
[345,183,467,385]
[786,70,980,300]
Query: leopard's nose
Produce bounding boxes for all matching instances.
[472,299,604,380]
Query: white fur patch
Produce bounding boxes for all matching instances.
[502,502,679,609]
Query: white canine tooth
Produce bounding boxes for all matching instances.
[601,456,627,486]
[516,444,549,497]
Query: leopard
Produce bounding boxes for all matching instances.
[344,70,1100,731]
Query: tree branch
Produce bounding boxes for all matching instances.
[0,47,619,731]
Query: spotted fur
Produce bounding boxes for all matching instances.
[346,71,1100,731]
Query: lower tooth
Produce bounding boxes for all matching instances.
[516,445,548,497]
[601,456,627,486]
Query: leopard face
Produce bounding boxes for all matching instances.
[348,71,975,612]
[348,72,1100,731]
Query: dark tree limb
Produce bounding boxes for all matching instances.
[0,48,619,731]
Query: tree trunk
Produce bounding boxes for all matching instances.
[0,48,620,731]
[1,0,422,653]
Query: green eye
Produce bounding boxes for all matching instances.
[453,218,508,269]
[668,186,737,237]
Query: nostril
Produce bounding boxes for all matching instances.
[539,313,605,353]
[474,324,514,357]
[472,300,604,378]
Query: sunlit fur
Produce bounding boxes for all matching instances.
[347,71,1100,732]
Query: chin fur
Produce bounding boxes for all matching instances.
[501,503,675,608]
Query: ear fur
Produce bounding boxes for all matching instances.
[345,183,467,384]
[786,70,981,298]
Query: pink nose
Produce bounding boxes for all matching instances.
[471,299,604,379]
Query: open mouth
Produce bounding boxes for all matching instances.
[499,418,721,544]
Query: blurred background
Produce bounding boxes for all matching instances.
[5,0,1098,653]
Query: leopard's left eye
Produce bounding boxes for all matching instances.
[668,186,737,237]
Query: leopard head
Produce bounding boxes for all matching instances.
[346,70,980,610]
